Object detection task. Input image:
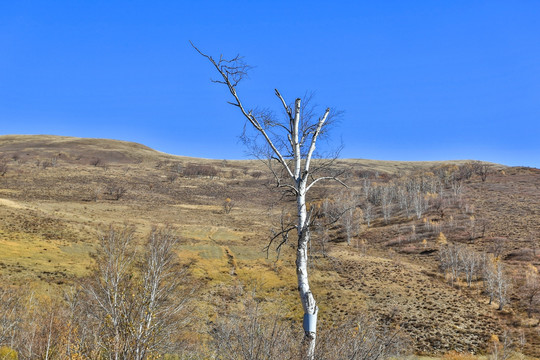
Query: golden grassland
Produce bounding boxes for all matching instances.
[0,135,539,358]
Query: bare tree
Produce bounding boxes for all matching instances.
[489,330,514,360]
[439,243,462,286]
[0,159,8,177]
[495,262,510,311]
[490,237,507,259]
[412,190,428,220]
[166,171,178,183]
[478,163,491,182]
[461,247,480,287]
[132,228,191,358]
[521,264,540,318]
[361,175,371,200]
[194,43,343,358]
[471,161,492,182]
[483,254,497,305]
[337,190,361,245]
[363,201,374,227]
[313,219,331,258]
[381,185,393,224]
[468,216,476,240]
[483,258,510,311]
[85,226,190,359]
[85,226,136,359]
[0,286,20,348]
[396,185,411,219]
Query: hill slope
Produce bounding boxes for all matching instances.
[0,135,538,356]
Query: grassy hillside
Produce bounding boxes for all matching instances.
[0,135,538,357]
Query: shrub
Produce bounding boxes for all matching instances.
[223,198,235,214]
[183,164,218,178]
[0,159,8,176]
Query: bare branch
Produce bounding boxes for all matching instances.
[306,175,348,193]
[191,42,295,179]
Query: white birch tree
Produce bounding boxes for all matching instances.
[193,43,343,358]
[85,226,190,359]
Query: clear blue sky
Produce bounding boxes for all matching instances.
[1,1,539,167]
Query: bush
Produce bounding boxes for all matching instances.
[183,163,219,178]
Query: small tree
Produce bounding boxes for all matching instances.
[439,243,462,286]
[483,255,497,305]
[521,264,540,318]
[0,159,8,177]
[461,247,480,287]
[337,190,361,245]
[364,201,373,227]
[412,190,428,219]
[437,232,448,246]
[85,226,190,359]
[381,185,393,224]
[489,331,514,360]
[223,198,235,214]
[483,257,510,310]
[471,161,492,182]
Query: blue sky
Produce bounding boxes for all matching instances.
[1,1,539,167]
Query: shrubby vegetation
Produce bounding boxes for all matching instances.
[1,143,539,358]
[0,226,411,359]
[0,226,193,359]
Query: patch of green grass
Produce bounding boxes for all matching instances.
[0,230,92,278]
[210,228,243,242]
[179,244,224,260]
[228,244,265,261]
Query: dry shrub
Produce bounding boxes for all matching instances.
[223,198,235,214]
[207,292,410,360]
[250,171,263,179]
[207,293,299,359]
[314,315,410,360]
[183,163,219,178]
[0,159,8,176]
[104,183,127,200]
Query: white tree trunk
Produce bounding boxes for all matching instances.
[296,189,318,359]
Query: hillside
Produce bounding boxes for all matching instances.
[0,135,539,357]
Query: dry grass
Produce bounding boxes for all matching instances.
[1,135,539,357]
